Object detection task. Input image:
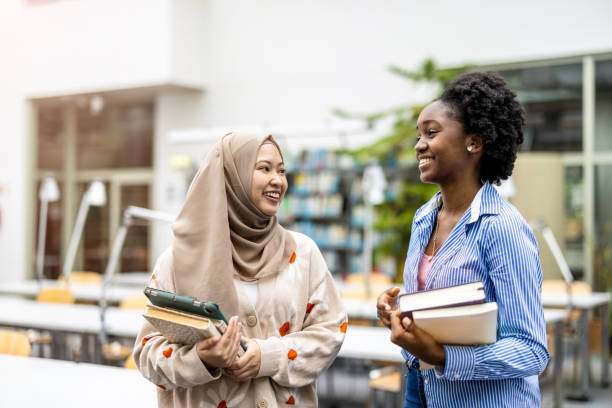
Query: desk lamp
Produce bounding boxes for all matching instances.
[99,205,175,345]
[61,180,107,281]
[531,218,574,311]
[36,175,60,282]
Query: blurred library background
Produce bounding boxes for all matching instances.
[1,0,612,407]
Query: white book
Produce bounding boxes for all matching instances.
[413,302,498,345]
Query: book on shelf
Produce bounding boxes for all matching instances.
[399,281,498,346]
[143,304,226,345]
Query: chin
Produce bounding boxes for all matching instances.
[262,207,279,217]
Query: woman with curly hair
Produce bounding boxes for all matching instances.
[377,72,549,407]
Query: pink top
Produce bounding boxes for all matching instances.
[417,253,433,291]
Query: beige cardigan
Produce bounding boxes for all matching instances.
[133,231,347,407]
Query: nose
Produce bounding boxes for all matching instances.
[270,171,283,185]
[414,137,427,154]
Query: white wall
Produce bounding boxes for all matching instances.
[2,0,612,280]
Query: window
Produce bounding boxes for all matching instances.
[500,64,583,152]
[35,97,154,279]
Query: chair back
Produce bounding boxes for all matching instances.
[59,271,103,285]
[124,353,137,370]
[36,287,76,304]
[119,294,148,310]
[542,279,592,295]
[0,330,31,356]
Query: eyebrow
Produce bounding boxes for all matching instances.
[416,119,442,130]
[255,160,284,166]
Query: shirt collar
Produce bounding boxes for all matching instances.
[414,182,501,225]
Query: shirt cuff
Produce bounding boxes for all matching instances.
[436,345,475,381]
[255,337,283,378]
[182,346,222,383]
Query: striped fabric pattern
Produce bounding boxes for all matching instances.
[401,182,549,407]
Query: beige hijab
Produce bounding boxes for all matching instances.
[168,132,296,319]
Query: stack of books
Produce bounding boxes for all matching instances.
[399,281,497,345]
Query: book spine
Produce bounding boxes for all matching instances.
[400,298,486,318]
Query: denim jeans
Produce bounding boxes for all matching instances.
[404,368,427,408]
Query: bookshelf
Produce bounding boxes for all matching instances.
[278,150,366,276]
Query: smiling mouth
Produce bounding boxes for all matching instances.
[418,158,433,168]
[263,192,280,201]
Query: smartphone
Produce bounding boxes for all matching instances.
[144,287,246,350]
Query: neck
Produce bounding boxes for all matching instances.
[438,177,483,217]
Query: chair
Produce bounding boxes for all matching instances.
[36,286,76,303]
[542,279,594,388]
[119,294,148,310]
[124,353,138,370]
[32,286,77,359]
[0,330,31,357]
[368,365,403,408]
[102,294,147,364]
[542,279,591,296]
[59,271,103,285]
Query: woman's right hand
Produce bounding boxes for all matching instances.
[196,316,242,369]
[376,287,401,329]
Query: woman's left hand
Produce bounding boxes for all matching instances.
[390,310,446,367]
[225,337,261,381]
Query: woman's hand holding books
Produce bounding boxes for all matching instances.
[226,337,261,381]
[376,287,401,329]
[196,316,243,369]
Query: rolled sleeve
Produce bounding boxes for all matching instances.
[255,337,283,378]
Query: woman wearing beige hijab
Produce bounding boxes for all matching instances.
[134,132,347,407]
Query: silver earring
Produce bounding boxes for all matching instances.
[467,146,474,152]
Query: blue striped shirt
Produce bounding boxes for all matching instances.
[401,182,549,407]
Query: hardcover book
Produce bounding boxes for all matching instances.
[143,304,224,345]
[399,281,486,317]
[399,281,497,346]
[413,302,498,345]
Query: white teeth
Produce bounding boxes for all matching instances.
[419,158,433,165]
[264,192,280,199]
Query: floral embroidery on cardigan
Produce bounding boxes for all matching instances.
[279,321,290,336]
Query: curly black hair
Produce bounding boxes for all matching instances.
[439,71,525,185]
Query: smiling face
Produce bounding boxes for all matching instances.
[415,100,481,186]
[251,141,288,216]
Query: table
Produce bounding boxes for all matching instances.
[0,296,143,338]
[541,291,610,400]
[110,272,151,286]
[339,325,403,362]
[0,279,144,304]
[0,296,143,361]
[544,309,568,408]
[0,354,157,407]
